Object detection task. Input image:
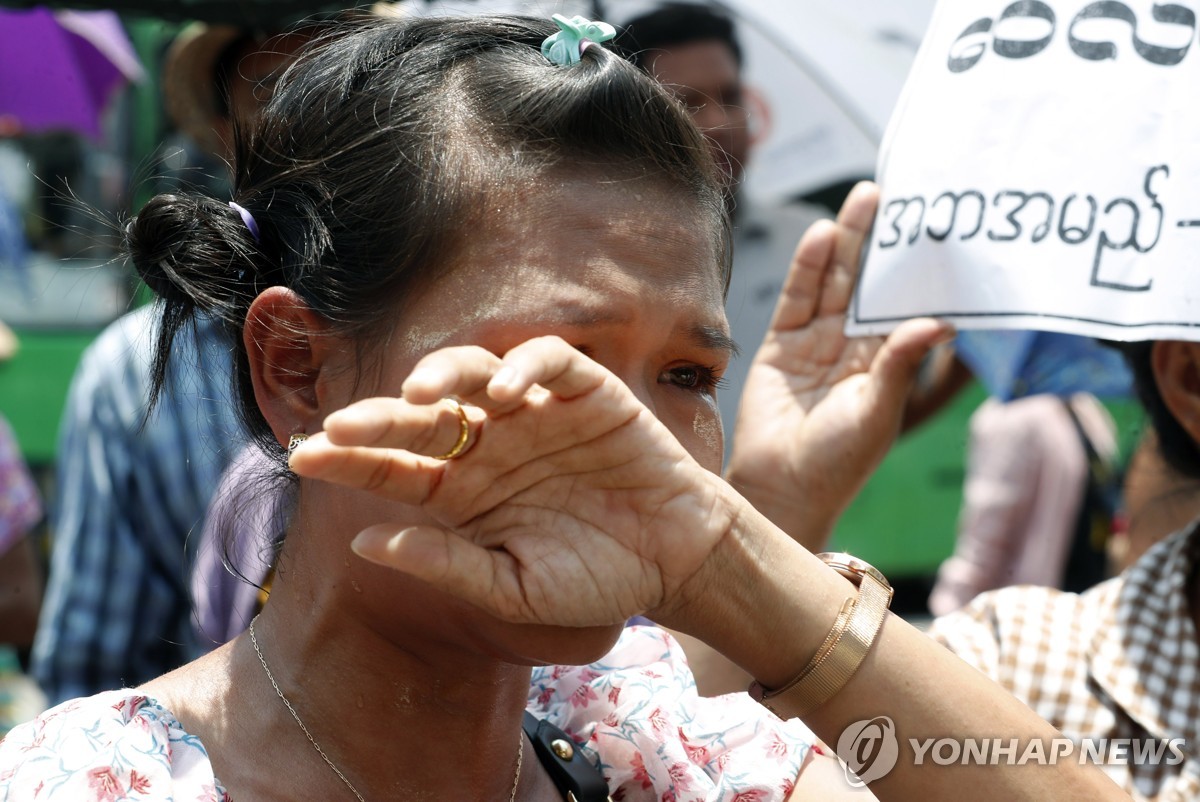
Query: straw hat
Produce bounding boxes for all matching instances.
[163,10,406,156]
[162,23,247,157]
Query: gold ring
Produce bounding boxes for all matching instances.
[432,397,470,460]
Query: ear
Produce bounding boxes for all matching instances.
[244,287,341,447]
[1151,340,1200,444]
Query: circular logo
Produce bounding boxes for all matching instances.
[836,716,900,787]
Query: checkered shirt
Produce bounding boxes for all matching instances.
[928,522,1200,801]
[30,309,244,703]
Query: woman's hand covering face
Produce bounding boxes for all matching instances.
[284,181,952,632]
[288,335,734,628]
[267,179,734,632]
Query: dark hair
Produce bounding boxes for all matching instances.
[211,33,260,119]
[616,4,743,71]
[1122,341,1200,478]
[125,15,728,462]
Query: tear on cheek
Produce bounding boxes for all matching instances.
[692,409,722,459]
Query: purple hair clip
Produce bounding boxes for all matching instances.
[229,201,261,244]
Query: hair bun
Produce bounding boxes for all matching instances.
[123,190,262,422]
[126,192,258,315]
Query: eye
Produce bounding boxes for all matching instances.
[662,364,723,393]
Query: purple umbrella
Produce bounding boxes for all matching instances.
[0,7,144,140]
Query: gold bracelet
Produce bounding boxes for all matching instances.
[749,553,893,719]
[755,595,857,709]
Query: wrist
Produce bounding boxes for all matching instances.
[723,463,839,550]
[651,487,856,691]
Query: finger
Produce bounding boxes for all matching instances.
[401,346,507,410]
[770,218,838,332]
[323,396,482,459]
[487,335,608,405]
[835,179,881,230]
[288,431,441,503]
[351,524,530,622]
[820,181,881,318]
[869,317,956,406]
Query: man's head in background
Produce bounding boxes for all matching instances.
[163,24,315,163]
[618,4,749,189]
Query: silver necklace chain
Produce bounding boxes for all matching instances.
[248,615,524,802]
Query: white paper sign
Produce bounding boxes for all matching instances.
[848,0,1200,342]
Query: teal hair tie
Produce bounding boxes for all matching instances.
[541,13,616,66]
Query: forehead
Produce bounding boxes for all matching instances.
[413,178,728,340]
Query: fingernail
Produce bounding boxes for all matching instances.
[403,368,441,394]
[490,365,518,390]
[350,529,393,563]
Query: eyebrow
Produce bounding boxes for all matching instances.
[549,306,738,358]
[692,324,739,358]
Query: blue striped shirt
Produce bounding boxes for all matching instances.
[32,307,244,703]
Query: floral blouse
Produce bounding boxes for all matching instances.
[0,626,811,801]
[0,693,229,802]
[529,626,812,800]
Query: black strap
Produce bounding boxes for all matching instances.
[522,712,611,802]
[1061,397,1105,470]
[1060,397,1119,593]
